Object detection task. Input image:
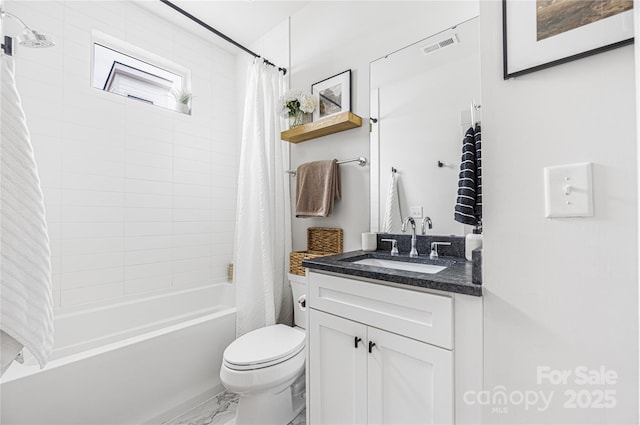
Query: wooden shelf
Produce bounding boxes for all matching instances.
[281,112,362,143]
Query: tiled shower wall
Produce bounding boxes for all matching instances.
[5,1,238,310]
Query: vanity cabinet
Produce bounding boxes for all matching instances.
[307,272,455,424]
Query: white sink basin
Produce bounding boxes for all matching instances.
[352,258,447,274]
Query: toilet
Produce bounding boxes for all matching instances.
[220,274,307,425]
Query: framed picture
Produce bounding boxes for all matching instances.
[503,0,634,79]
[311,69,351,121]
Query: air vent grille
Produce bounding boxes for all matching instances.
[421,34,459,55]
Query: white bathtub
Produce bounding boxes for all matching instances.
[1,283,236,425]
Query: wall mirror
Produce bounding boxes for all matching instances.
[369,17,480,236]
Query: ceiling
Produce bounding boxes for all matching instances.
[139,1,310,54]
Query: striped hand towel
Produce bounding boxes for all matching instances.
[454,125,482,226]
[1,55,54,373]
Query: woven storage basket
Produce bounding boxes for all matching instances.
[290,227,343,276]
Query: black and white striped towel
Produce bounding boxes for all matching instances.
[454,124,482,225]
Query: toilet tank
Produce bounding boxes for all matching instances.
[289,273,308,329]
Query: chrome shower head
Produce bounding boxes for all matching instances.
[1,10,55,50]
[17,28,55,48]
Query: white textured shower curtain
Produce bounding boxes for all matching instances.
[234,61,292,337]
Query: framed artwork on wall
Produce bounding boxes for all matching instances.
[502,0,634,79]
[311,69,351,121]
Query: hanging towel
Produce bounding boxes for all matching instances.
[1,55,54,373]
[295,159,341,217]
[454,126,481,226]
[474,123,482,220]
[382,170,402,233]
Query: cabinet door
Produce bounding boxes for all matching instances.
[309,309,368,425]
[367,327,453,425]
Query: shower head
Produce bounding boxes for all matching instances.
[1,10,55,50]
[17,28,55,48]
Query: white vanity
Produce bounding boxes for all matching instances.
[303,267,482,424]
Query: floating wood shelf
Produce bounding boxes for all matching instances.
[281,112,362,143]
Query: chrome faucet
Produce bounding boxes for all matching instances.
[380,238,399,256]
[401,217,419,257]
[430,241,451,259]
[421,216,433,235]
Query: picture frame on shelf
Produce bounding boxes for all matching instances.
[502,0,633,79]
[311,69,351,121]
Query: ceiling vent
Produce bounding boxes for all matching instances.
[421,34,459,55]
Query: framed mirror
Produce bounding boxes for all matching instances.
[370,17,480,236]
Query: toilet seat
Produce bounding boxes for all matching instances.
[223,325,305,371]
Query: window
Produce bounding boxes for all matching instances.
[91,31,191,114]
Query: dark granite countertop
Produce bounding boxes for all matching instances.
[302,250,482,297]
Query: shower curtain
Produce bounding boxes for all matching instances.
[1,54,54,375]
[234,61,292,337]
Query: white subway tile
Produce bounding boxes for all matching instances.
[125,235,172,251]
[125,179,172,196]
[126,150,172,169]
[125,222,172,237]
[62,173,124,192]
[173,245,212,261]
[125,136,173,157]
[173,268,210,287]
[173,221,212,235]
[174,144,211,163]
[62,252,124,274]
[61,267,123,290]
[173,208,211,222]
[125,262,172,280]
[173,257,210,273]
[62,189,124,207]
[125,164,172,183]
[173,195,212,210]
[61,282,123,308]
[172,233,211,248]
[124,193,172,209]
[124,275,171,296]
[61,237,124,256]
[62,206,123,223]
[61,222,123,239]
[125,248,172,267]
[173,183,211,198]
[173,169,210,186]
[124,207,172,223]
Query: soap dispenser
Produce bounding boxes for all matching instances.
[465,225,483,261]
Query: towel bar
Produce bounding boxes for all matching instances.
[285,156,367,177]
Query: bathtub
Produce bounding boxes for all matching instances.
[1,283,236,425]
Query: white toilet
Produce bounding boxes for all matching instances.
[220,274,307,425]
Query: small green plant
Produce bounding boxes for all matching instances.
[171,89,191,105]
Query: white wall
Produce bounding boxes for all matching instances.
[5,0,238,311]
[288,1,638,422]
[289,1,479,251]
[480,1,638,424]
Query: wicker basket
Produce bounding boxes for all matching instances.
[290,227,343,276]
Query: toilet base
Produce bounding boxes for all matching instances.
[233,386,304,425]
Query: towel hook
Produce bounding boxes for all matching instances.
[391,167,397,173]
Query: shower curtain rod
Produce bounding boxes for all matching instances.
[285,157,368,177]
[159,0,287,75]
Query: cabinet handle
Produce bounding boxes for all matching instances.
[368,341,376,353]
[354,337,362,348]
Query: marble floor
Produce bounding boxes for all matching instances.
[164,391,306,425]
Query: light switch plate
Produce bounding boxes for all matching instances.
[544,162,593,218]
[410,205,423,218]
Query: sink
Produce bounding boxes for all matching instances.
[351,258,448,274]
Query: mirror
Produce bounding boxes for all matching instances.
[370,17,480,236]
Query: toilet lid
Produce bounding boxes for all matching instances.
[223,325,305,369]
